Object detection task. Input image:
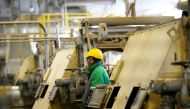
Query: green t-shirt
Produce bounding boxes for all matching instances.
[86,61,110,87]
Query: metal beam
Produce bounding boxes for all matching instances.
[66,0,116,6]
[81,16,175,26]
[0,37,78,40]
[0,33,70,36]
[89,26,138,33]
[0,21,57,24]
[0,37,79,43]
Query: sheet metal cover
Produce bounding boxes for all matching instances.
[33,48,76,109]
[112,20,180,109]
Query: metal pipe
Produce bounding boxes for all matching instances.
[163,80,183,92]
[0,31,73,35]
[0,37,60,40]
[66,0,115,6]
[150,80,182,93]
[79,28,84,67]
[0,40,75,43]
[55,24,61,48]
[64,0,67,34]
[124,0,130,16]
[0,38,79,44]
[150,81,163,93]
[0,47,6,59]
[0,37,78,40]
[55,79,72,87]
[81,17,174,26]
[18,0,20,21]
[0,33,68,36]
[188,0,190,60]
[0,39,79,43]
[39,23,49,72]
[0,21,57,24]
[89,26,138,33]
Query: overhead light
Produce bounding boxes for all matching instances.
[21,28,27,33]
[29,0,34,12]
[90,26,99,28]
[30,7,34,12]
[11,86,19,90]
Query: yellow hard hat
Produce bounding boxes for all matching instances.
[85,48,103,60]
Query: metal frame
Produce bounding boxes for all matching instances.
[81,16,175,26]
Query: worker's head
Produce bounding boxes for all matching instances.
[85,48,103,66]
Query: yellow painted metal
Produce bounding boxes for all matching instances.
[38,16,46,38]
[157,21,184,79]
[143,93,161,109]
[81,16,175,26]
[43,68,51,82]
[32,48,78,109]
[105,19,186,109]
[31,17,186,109]
[47,15,51,37]
[110,60,123,83]
[14,55,37,83]
[37,13,92,37]
[0,86,12,96]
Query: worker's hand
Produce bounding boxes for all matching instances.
[78,78,87,86]
[80,67,87,73]
[96,84,108,89]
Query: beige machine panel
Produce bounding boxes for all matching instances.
[32,48,76,109]
[112,20,181,109]
[14,55,37,82]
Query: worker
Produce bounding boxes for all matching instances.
[82,48,109,106]
[85,48,109,87]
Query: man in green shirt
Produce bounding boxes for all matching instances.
[85,48,110,87]
[82,48,110,106]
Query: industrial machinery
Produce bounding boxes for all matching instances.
[14,55,43,108]
[150,61,190,109]
[79,17,187,108]
[80,16,174,51]
[22,0,190,108]
[29,12,186,109]
[30,16,183,109]
[0,0,187,109]
[32,48,83,109]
